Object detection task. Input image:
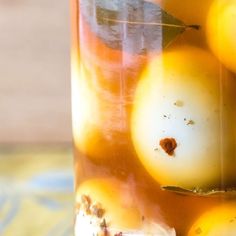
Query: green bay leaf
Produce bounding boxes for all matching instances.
[80,0,199,54]
[162,186,236,197]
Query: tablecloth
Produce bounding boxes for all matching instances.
[0,145,74,236]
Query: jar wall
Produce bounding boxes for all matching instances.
[71,0,236,235]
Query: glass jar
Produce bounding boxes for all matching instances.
[71,0,236,235]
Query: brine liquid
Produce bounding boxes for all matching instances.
[71,0,236,235]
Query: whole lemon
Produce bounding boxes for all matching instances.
[188,202,236,236]
[206,0,236,73]
[75,178,176,235]
[131,45,236,191]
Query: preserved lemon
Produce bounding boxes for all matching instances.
[207,0,236,73]
[132,45,236,191]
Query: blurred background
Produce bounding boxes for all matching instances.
[0,1,73,235]
[0,0,71,143]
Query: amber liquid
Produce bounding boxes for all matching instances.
[71,0,236,235]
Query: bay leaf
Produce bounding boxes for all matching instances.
[80,0,199,54]
[162,186,236,197]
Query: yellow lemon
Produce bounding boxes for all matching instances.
[132,45,236,191]
[188,202,236,236]
[75,178,176,236]
[75,178,142,231]
[207,0,236,73]
[72,60,131,163]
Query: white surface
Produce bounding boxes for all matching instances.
[0,0,72,143]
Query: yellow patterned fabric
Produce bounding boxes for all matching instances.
[0,146,74,236]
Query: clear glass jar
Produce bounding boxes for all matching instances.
[71,0,236,235]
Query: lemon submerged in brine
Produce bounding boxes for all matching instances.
[207,0,236,73]
[75,178,176,236]
[188,202,236,236]
[131,45,236,192]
